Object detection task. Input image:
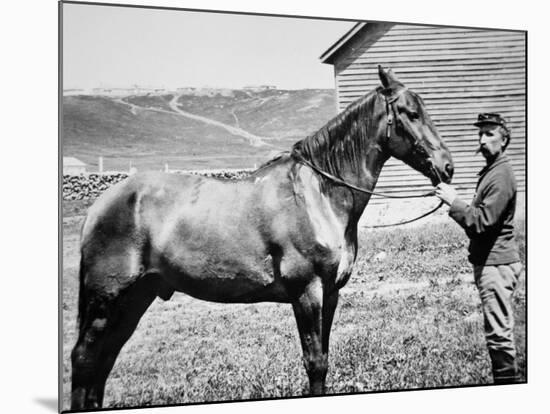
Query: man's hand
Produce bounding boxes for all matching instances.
[435,183,458,206]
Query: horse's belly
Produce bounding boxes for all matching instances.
[157,251,289,303]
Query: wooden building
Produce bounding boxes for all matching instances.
[320,22,526,203]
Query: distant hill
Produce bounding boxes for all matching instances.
[63,88,337,171]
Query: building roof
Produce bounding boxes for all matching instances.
[319,22,368,65]
[63,157,86,167]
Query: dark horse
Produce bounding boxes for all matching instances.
[70,66,453,409]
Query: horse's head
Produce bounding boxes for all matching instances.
[377,66,453,185]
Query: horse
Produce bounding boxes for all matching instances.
[70,66,453,409]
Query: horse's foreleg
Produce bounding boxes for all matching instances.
[71,274,159,409]
[292,277,328,395]
[322,289,339,355]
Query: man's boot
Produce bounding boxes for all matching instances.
[489,349,518,385]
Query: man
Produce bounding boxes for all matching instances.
[435,113,523,385]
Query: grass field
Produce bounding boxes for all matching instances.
[61,200,526,411]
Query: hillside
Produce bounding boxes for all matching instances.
[63,89,336,171]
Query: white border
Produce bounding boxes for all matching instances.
[3,1,547,413]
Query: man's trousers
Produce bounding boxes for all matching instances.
[473,262,523,384]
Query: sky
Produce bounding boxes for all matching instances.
[62,3,355,90]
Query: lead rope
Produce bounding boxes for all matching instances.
[363,201,444,228]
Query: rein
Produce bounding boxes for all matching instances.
[292,88,445,227]
[294,154,444,227]
[293,155,436,199]
[364,201,444,228]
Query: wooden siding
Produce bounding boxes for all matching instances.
[331,23,526,204]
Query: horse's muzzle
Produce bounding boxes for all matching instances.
[429,160,453,185]
[443,162,454,183]
[431,150,453,184]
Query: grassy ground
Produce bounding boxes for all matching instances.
[61,201,526,410]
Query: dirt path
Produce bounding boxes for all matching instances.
[113,96,273,148]
[168,94,272,147]
[340,273,473,298]
[114,98,177,118]
[230,109,240,128]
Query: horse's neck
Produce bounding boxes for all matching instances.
[338,141,389,224]
[292,91,390,226]
[294,138,387,239]
[345,139,387,188]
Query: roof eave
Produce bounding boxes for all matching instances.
[319,22,368,65]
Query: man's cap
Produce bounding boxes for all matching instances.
[474,112,507,128]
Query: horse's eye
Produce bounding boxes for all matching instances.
[409,111,419,120]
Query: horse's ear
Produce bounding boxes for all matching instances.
[378,65,399,89]
[378,65,391,88]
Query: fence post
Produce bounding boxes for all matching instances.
[98,156,103,173]
[129,161,137,175]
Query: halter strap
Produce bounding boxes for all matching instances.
[384,87,407,141]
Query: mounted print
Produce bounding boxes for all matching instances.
[61,1,526,412]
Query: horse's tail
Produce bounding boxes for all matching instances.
[76,255,87,326]
[76,213,89,327]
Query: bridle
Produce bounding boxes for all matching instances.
[384,87,404,142]
[292,88,444,227]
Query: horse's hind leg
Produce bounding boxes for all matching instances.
[71,271,159,410]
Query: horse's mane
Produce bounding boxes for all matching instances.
[253,152,290,173]
[252,87,385,176]
[290,88,384,178]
